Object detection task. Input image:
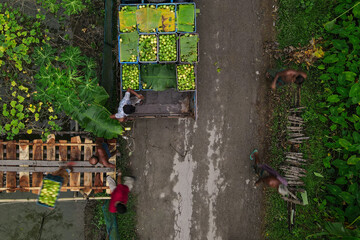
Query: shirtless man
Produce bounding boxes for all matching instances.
[270,69,307,90]
[89,138,116,168]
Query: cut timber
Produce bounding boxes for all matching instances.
[83,138,93,196]
[106,139,117,194]
[0,167,113,172]
[0,160,106,167]
[19,140,30,192]
[46,134,56,161]
[0,140,3,192]
[32,139,44,194]
[70,136,81,191]
[59,140,68,192]
[6,141,17,193]
[94,138,103,194]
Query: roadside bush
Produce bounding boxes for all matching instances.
[315,0,360,226]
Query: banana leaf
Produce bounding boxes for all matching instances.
[180,34,199,63]
[81,105,123,138]
[119,6,137,32]
[177,4,195,32]
[158,7,175,32]
[140,64,176,91]
[136,6,161,32]
[120,32,139,62]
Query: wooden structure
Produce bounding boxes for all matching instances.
[0,135,116,195]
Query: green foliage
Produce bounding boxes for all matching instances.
[33,46,123,138]
[0,3,44,71]
[36,0,85,16]
[177,4,195,32]
[120,32,139,62]
[180,33,199,63]
[276,0,335,48]
[140,64,176,91]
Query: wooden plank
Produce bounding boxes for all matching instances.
[94,138,103,194]
[0,142,97,146]
[0,140,3,192]
[46,134,56,161]
[59,140,68,192]
[0,167,114,172]
[6,141,17,193]
[106,139,117,194]
[19,140,30,192]
[0,186,109,191]
[0,160,103,167]
[83,138,93,195]
[32,139,44,194]
[70,136,81,191]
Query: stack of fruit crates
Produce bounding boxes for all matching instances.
[118,1,198,92]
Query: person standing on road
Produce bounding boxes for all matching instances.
[250,150,289,196]
[110,88,145,123]
[267,69,307,90]
[107,172,135,214]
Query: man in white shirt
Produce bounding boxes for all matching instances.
[110,88,144,122]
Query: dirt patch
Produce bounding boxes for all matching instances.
[84,200,108,240]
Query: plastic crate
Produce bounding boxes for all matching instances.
[121,63,141,91]
[37,174,63,209]
[176,63,197,92]
[137,4,158,33]
[158,33,178,63]
[118,4,138,34]
[139,33,158,63]
[176,2,196,33]
[157,3,177,33]
[118,34,140,64]
[178,33,199,64]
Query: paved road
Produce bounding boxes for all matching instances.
[131,0,274,239]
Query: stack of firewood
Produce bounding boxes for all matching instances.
[282,107,308,190]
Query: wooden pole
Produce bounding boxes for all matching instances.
[0,186,109,191]
[0,196,111,203]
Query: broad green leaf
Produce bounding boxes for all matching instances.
[339,191,355,204]
[119,32,139,62]
[59,46,84,68]
[349,83,360,104]
[136,6,161,32]
[158,6,176,32]
[353,4,360,18]
[323,54,339,63]
[313,172,324,178]
[63,0,85,16]
[353,132,360,143]
[140,64,176,91]
[347,155,360,165]
[180,34,199,63]
[327,94,340,103]
[32,45,56,66]
[339,138,352,150]
[335,177,348,185]
[81,105,123,138]
[119,6,137,32]
[324,20,336,31]
[177,4,195,32]
[343,71,357,82]
[332,39,348,50]
[332,159,348,168]
[327,184,342,196]
[348,183,358,194]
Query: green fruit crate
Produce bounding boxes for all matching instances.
[158,33,178,63]
[179,33,199,64]
[121,63,141,91]
[37,174,63,209]
[176,63,197,92]
[139,33,159,63]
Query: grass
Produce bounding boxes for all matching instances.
[276,0,334,48]
[265,69,329,240]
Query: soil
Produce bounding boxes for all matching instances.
[84,200,108,240]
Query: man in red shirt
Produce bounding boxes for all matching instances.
[107,172,135,214]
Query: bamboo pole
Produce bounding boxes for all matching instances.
[0,196,111,203]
